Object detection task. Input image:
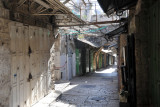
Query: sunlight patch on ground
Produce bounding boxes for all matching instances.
[95,67,117,74]
[63,84,78,93]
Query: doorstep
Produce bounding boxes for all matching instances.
[32,81,70,107]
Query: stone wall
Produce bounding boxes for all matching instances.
[60,34,76,80]
[53,34,61,80]
[129,0,150,106]
[118,34,127,97]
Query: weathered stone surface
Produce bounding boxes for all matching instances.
[128,0,151,106]
[117,34,127,102]
[50,65,119,107]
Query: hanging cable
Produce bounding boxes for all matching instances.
[55,61,67,70]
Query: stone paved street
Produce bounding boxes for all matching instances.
[49,65,119,107]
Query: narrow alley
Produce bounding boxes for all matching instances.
[0,0,160,107]
[50,65,118,107]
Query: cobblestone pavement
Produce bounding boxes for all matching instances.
[49,65,119,107]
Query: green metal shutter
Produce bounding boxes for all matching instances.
[76,49,80,75]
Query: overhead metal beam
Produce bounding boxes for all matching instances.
[18,0,27,7]
[68,2,80,9]
[33,0,50,9]
[35,5,44,13]
[56,20,123,27]
[47,0,86,23]
[33,13,68,15]
[37,8,48,14]
[63,0,70,4]
[33,0,85,23]
[87,0,91,4]
[81,0,86,6]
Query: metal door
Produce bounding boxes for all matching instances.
[149,2,160,106]
[29,27,49,105]
[126,35,136,107]
[76,49,80,75]
[72,53,76,77]
[10,24,51,107]
[86,49,89,73]
[10,24,30,107]
[68,53,72,80]
[90,51,94,72]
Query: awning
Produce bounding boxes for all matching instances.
[97,0,138,16]
[105,23,128,38]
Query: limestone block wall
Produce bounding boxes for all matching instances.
[118,34,127,102]
[129,0,150,106]
[53,35,61,80]
[60,35,67,80]
[59,34,76,80]
[118,34,127,90]
[60,54,67,80]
